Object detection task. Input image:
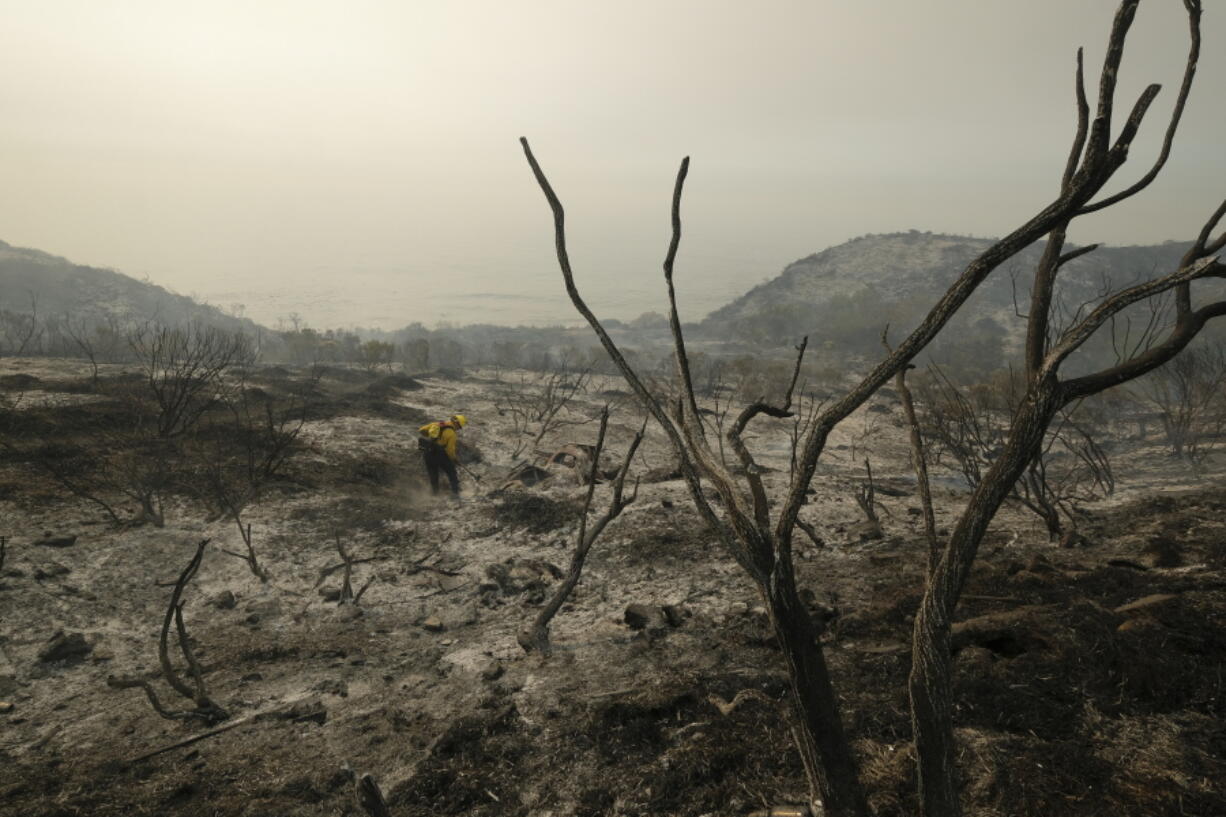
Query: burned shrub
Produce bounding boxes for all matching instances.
[490,490,581,534]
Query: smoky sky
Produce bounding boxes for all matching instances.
[2,1,1223,328]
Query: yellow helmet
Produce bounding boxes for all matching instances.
[452,414,468,428]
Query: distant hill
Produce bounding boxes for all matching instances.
[0,239,267,337]
[699,231,1199,370]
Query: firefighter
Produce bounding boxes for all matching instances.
[418,414,467,497]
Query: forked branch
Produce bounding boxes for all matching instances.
[107,539,228,724]
[519,407,644,655]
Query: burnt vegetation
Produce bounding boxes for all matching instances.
[2,3,1226,817]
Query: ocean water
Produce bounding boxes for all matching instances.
[198,266,749,331]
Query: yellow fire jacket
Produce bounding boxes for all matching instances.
[419,421,459,462]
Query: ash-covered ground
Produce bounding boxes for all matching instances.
[1,358,1224,816]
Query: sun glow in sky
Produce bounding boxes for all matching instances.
[2,1,1223,328]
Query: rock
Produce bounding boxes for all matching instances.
[38,631,92,664]
[422,616,445,632]
[661,604,688,628]
[319,587,342,602]
[1140,536,1182,568]
[208,590,237,610]
[624,604,658,630]
[0,702,13,714]
[33,563,71,581]
[1114,594,1180,615]
[850,519,884,542]
[36,534,77,548]
[286,699,327,725]
[441,647,502,679]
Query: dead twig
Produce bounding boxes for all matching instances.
[124,716,253,765]
[108,539,228,725]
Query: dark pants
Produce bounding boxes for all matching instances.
[422,446,460,495]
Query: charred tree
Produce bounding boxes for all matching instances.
[522,3,1216,814]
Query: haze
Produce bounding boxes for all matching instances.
[2,1,1223,329]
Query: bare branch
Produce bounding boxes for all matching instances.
[662,157,704,434]
[1061,47,1090,187]
[158,540,208,702]
[1044,255,1221,376]
[884,331,939,575]
[796,519,824,550]
[1081,0,1141,168]
[1192,198,1226,256]
[1058,243,1099,269]
[520,136,761,579]
[1080,0,1202,213]
[112,539,227,724]
[520,408,644,655]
